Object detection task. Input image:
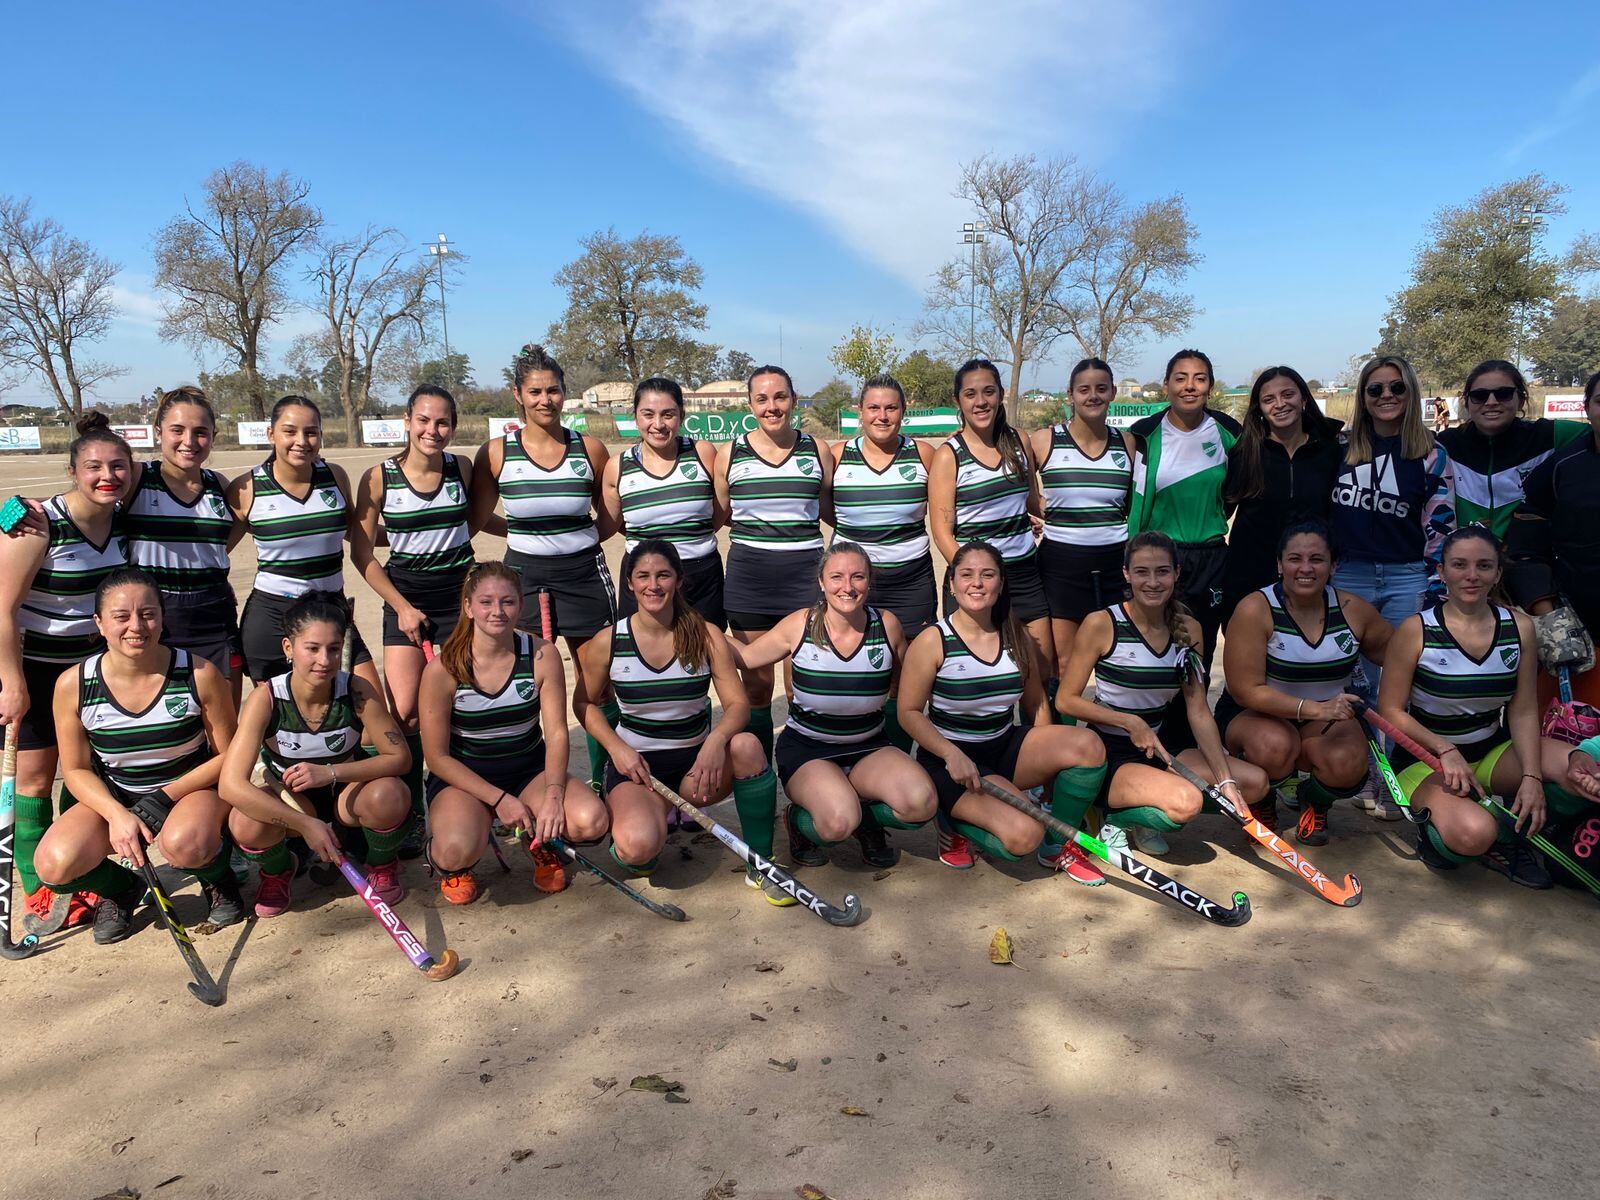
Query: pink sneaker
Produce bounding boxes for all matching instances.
[936,820,975,870]
[254,854,298,918]
[366,859,405,906]
[1042,841,1105,887]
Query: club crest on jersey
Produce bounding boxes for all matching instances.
[319,489,339,508]
[898,464,918,482]
[165,696,188,719]
[326,732,348,753]
[1202,441,1218,459]
[1111,451,1128,468]
[682,461,700,481]
[1500,646,1519,670]
[868,645,885,669]
[798,457,817,477]
[1335,631,1357,655]
[574,457,591,479]
[209,496,229,517]
[515,680,535,700]
[446,482,463,503]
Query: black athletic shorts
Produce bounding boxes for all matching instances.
[602,743,706,800]
[868,554,937,640]
[424,749,546,805]
[239,590,374,683]
[12,658,71,752]
[383,565,470,648]
[161,584,243,678]
[618,551,726,630]
[724,542,821,632]
[1098,731,1163,801]
[942,552,1049,625]
[506,546,617,641]
[1037,539,1127,623]
[916,725,1030,813]
[774,726,892,789]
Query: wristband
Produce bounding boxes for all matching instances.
[484,790,509,811]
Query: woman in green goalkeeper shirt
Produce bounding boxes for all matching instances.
[599,376,726,626]
[715,365,834,761]
[731,542,936,870]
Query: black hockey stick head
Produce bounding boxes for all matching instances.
[824,892,865,927]
[1219,891,1253,927]
[187,981,224,1007]
[0,931,39,959]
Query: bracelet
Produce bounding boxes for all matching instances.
[1522,772,1540,781]
[1217,778,1238,789]
[1296,699,1305,720]
[329,763,338,785]
[484,790,509,811]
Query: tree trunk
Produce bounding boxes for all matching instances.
[343,357,359,449]
[243,335,265,419]
[1007,355,1024,425]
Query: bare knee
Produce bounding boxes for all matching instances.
[32,841,75,888]
[1169,787,1203,824]
[1309,741,1368,789]
[161,825,220,870]
[730,732,767,777]
[430,830,482,873]
[809,805,858,843]
[1235,762,1270,804]
[895,777,937,823]
[611,817,664,865]
[1001,814,1044,857]
[566,797,611,844]
[357,779,411,828]
[1250,725,1300,781]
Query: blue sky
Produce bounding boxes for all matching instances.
[5,0,1598,407]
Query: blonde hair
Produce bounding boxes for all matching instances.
[440,562,522,687]
[1346,356,1434,466]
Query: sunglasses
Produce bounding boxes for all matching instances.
[1466,386,1518,404]
[1364,381,1408,399]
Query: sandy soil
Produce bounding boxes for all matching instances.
[1,446,1596,1200]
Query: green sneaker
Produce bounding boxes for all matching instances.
[745,868,799,907]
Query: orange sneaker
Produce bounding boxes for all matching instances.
[64,891,99,928]
[439,871,479,906]
[528,842,568,893]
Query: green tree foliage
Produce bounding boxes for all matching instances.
[1529,293,1600,386]
[716,348,757,382]
[828,324,899,386]
[417,352,473,392]
[895,349,957,404]
[806,378,853,432]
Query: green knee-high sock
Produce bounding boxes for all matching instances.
[363,820,411,867]
[46,858,142,898]
[1299,777,1337,813]
[732,766,779,859]
[866,800,926,832]
[608,841,658,877]
[1107,805,1184,833]
[881,698,911,753]
[1050,764,1106,832]
[746,706,774,762]
[14,793,51,893]
[239,839,292,876]
[952,819,1022,861]
[587,699,622,793]
[187,846,235,885]
[1543,780,1587,821]
[1424,821,1474,863]
[404,732,425,819]
[791,805,846,847]
[57,781,78,812]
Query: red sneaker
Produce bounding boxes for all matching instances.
[253,855,298,918]
[1042,842,1105,887]
[528,842,568,893]
[366,859,405,906]
[64,891,99,928]
[936,821,975,870]
[1296,804,1330,847]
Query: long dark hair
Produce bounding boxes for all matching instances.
[622,539,709,673]
[1228,366,1337,503]
[68,411,131,470]
[954,358,1027,479]
[1123,531,1194,655]
[948,540,1032,678]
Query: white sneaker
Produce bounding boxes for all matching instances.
[1131,826,1170,856]
[1096,823,1131,856]
[1349,774,1379,813]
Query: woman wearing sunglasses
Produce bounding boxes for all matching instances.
[1439,359,1587,541]
[1328,355,1457,817]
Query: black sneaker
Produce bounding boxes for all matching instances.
[785,805,828,867]
[398,821,426,861]
[853,815,899,869]
[203,874,246,928]
[93,887,143,945]
[1481,841,1554,889]
[1415,826,1458,873]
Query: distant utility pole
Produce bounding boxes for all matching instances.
[1513,204,1549,371]
[426,233,457,360]
[961,222,986,358]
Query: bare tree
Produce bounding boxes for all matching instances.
[0,196,124,421]
[153,162,322,418]
[1050,192,1200,361]
[546,228,708,385]
[303,226,440,445]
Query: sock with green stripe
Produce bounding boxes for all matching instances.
[587,699,622,793]
[1040,764,1106,852]
[239,839,292,877]
[732,766,779,859]
[187,845,236,885]
[1106,805,1184,833]
[866,800,926,832]
[1543,780,1587,821]
[46,858,142,898]
[952,819,1022,861]
[881,698,912,753]
[363,820,411,866]
[14,793,51,893]
[1424,821,1474,863]
[608,841,658,877]
[746,706,775,762]
[791,804,846,847]
[403,732,425,819]
[1299,776,1337,813]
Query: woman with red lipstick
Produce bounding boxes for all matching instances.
[0,413,134,932]
[600,376,725,627]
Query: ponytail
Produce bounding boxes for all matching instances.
[439,562,523,687]
[954,358,1027,479]
[1123,531,1195,659]
[623,539,709,672]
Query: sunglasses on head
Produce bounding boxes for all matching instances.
[1364,381,1408,399]
[1466,386,1518,404]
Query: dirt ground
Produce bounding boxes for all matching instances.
[1,445,1596,1200]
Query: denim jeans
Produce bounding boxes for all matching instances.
[1333,558,1430,711]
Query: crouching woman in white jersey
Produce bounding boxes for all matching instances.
[898,541,1106,881]
[576,540,790,905]
[417,563,606,904]
[1057,532,1270,858]
[220,594,413,917]
[731,542,936,870]
[39,567,242,944]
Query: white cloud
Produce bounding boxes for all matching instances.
[1505,62,1600,161]
[109,275,166,331]
[553,0,1184,291]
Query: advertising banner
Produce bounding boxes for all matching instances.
[838,407,961,437]
[113,424,155,449]
[361,418,407,446]
[1544,392,1586,419]
[0,426,42,451]
[487,415,588,440]
[237,421,270,446]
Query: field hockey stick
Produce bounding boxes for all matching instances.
[1165,755,1364,907]
[334,856,461,980]
[0,725,40,959]
[1358,706,1600,898]
[976,779,1250,926]
[520,829,687,921]
[536,588,552,642]
[647,777,863,926]
[136,859,223,1006]
[1348,701,1429,825]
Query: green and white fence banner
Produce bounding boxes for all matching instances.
[613,411,791,442]
[839,407,961,436]
[1105,401,1165,429]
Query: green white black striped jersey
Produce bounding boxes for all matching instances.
[18,495,128,665]
[927,617,1024,743]
[380,454,473,575]
[124,462,233,594]
[448,632,545,772]
[1256,584,1359,702]
[727,432,824,550]
[79,648,211,795]
[785,608,894,743]
[1407,603,1520,748]
[609,616,713,751]
[499,429,598,557]
[1091,604,1188,738]
[617,438,717,558]
[1039,425,1132,547]
[261,669,362,775]
[247,459,348,597]
[831,436,929,565]
[946,433,1034,563]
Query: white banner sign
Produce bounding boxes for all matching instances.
[1544,392,1586,419]
[114,424,155,449]
[488,417,524,440]
[237,421,270,447]
[0,426,42,451]
[362,418,406,446]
